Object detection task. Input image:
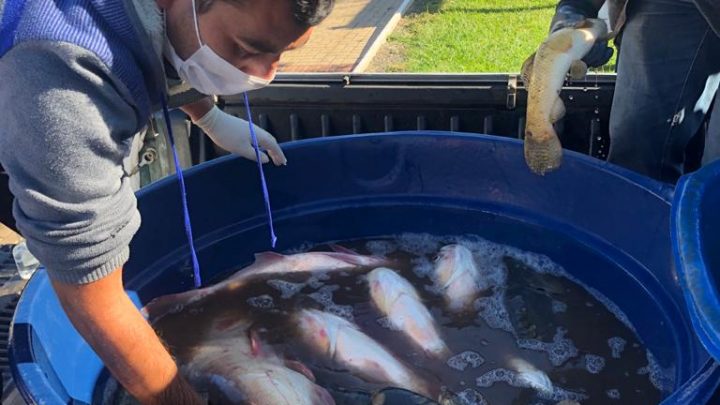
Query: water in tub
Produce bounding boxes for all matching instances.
[101,234,669,405]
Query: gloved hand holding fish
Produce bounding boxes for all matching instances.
[124,237,663,405]
[521,19,609,175]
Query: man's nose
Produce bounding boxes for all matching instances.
[245,54,281,80]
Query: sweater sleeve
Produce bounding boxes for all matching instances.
[0,41,143,284]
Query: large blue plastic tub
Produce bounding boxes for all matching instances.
[9,132,720,404]
[673,159,720,363]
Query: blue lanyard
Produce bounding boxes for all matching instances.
[160,93,278,288]
[243,92,278,248]
[161,96,203,288]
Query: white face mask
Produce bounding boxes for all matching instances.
[164,0,274,96]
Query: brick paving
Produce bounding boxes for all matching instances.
[279,0,407,72]
[0,224,20,245]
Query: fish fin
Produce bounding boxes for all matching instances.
[316,386,337,405]
[521,52,536,88]
[221,252,286,288]
[254,251,285,265]
[284,359,316,382]
[249,328,266,358]
[510,358,554,394]
[143,289,205,322]
[328,244,358,255]
[550,98,566,124]
[569,60,588,81]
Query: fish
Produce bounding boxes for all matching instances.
[504,256,567,340]
[367,268,449,357]
[294,308,431,398]
[432,245,482,312]
[144,249,390,321]
[509,357,554,395]
[522,18,609,175]
[181,316,335,405]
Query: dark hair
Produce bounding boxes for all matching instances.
[197,0,335,27]
[293,0,334,26]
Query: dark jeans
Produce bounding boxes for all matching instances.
[0,165,16,231]
[608,0,720,183]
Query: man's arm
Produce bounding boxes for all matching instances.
[0,42,202,403]
[550,0,614,67]
[52,269,203,405]
[180,96,215,122]
[555,0,605,18]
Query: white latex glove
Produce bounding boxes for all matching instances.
[193,106,287,166]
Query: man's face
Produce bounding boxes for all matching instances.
[163,0,313,80]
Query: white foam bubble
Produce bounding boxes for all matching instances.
[424,283,444,295]
[517,327,578,366]
[376,316,395,329]
[447,351,485,371]
[475,293,514,332]
[608,337,626,359]
[503,247,565,277]
[366,240,397,256]
[585,354,606,374]
[308,285,353,320]
[308,285,339,306]
[456,388,488,405]
[607,388,621,399]
[638,351,675,393]
[246,295,274,309]
[308,272,331,289]
[397,233,441,255]
[584,286,635,332]
[411,256,434,279]
[476,368,516,388]
[326,304,354,321]
[551,300,568,314]
[537,386,588,402]
[267,279,305,299]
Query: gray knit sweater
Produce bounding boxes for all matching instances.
[0,0,178,284]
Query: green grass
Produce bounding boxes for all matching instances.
[378,0,616,73]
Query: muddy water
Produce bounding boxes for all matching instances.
[103,234,667,405]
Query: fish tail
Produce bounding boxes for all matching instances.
[524,123,562,175]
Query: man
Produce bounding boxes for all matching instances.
[546,0,720,183]
[0,0,333,403]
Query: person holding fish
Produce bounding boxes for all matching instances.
[0,0,334,403]
[524,0,720,183]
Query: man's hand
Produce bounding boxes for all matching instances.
[51,269,204,405]
[193,105,288,166]
[181,97,287,166]
[550,4,614,67]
